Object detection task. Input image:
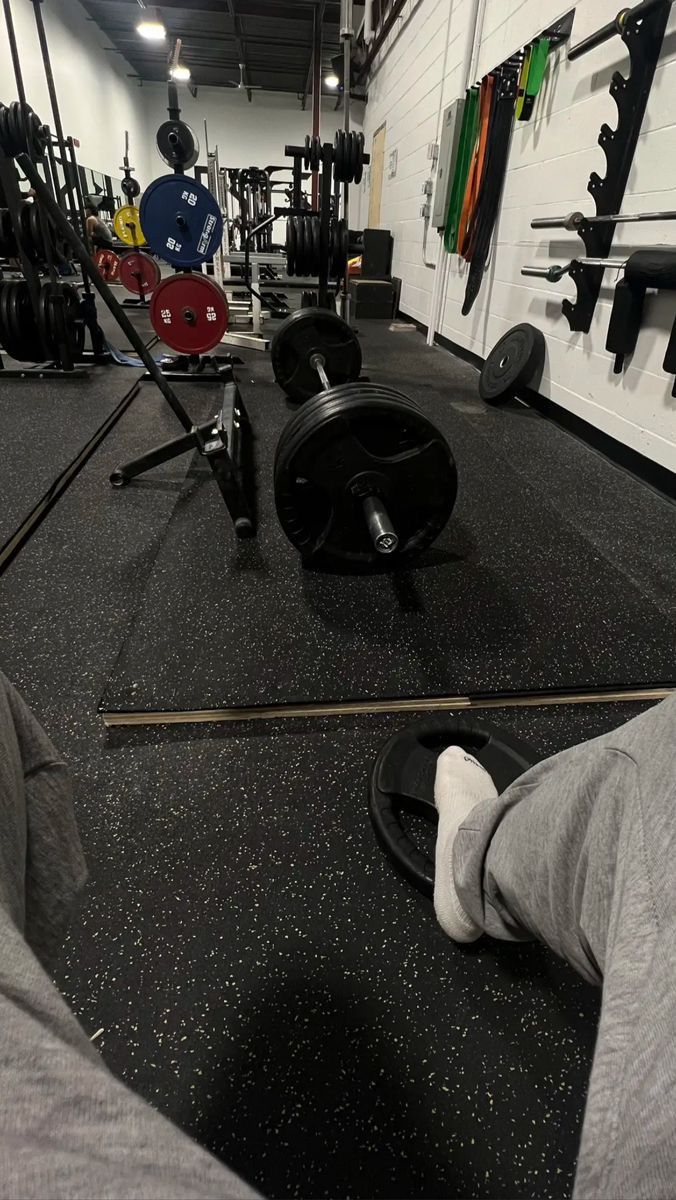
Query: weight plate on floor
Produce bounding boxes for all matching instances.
[157,120,200,170]
[113,205,146,246]
[94,248,120,281]
[274,382,458,568]
[118,250,161,296]
[140,174,222,268]
[270,307,362,403]
[149,273,229,354]
[369,718,537,896]
[479,323,545,404]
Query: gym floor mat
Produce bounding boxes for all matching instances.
[100,377,676,714]
[55,699,654,1200]
[0,382,219,738]
[0,369,139,554]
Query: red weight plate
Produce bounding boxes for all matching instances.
[94,248,120,281]
[149,273,229,354]
[118,250,161,296]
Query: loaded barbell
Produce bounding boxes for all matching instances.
[271,308,458,569]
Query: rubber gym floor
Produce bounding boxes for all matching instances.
[1,317,675,1199]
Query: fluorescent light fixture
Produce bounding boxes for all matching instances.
[169,62,191,81]
[325,72,340,88]
[137,19,166,39]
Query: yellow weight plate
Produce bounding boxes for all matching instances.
[113,205,146,246]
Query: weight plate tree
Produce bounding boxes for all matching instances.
[271,307,362,402]
[275,382,458,568]
[369,718,537,895]
[140,174,223,268]
[156,119,200,170]
[149,273,229,354]
[113,205,146,246]
[119,250,161,297]
[479,323,545,404]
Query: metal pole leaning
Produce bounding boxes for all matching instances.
[17,152,194,434]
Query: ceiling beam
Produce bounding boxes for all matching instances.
[223,0,253,100]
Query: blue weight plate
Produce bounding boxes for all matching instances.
[139,174,223,268]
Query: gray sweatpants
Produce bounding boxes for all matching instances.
[454,694,676,1200]
[0,673,256,1200]
[0,669,673,1199]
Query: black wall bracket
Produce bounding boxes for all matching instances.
[562,0,672,332]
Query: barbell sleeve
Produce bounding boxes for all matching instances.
[568,6,631,59]
[362,496,399,555]
[532,208,676,230]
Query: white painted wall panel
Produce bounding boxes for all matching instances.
[0,0,152,184]
[361,0,676,471]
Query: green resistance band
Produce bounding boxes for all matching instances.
[444,87,479,254]
[515,45,533,121]
[519,37,550,121]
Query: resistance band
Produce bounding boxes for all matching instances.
[444,87,478,254]
[457,74,495,260]
[462,70,518,315]
[519,38,550,121]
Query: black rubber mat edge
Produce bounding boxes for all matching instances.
[0,379,141,577]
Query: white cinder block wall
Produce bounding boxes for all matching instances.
[359,0,676,472]
[0,0,153,185]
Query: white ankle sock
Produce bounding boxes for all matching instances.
[433,746,498,942]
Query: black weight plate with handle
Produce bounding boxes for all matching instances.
[479,323,545,405]
[270,307,362,402]
[369,717,537,896]
[274,382,458,568]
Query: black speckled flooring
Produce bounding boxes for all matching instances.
[101,335,676,712]
[54,699,653,1200]
[0,368,137,552]
[0,321,671,1200]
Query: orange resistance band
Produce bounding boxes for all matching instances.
[457,74,494,261]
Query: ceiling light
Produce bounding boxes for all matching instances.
[325,72,340,88]
[137,19,166,40]
[170,62,191,81]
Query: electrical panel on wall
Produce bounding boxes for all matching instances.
[432,98,464,230]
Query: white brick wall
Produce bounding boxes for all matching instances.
[0,0,152,185]
[359,0,676,472]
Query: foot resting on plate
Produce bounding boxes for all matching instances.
[433,746,498,942]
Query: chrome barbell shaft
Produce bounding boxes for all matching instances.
[309,351,331,392]
[532,208,676,231]
[522,257,628,280]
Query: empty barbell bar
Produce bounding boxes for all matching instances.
[531,208,676,231]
